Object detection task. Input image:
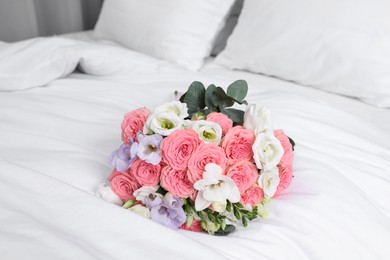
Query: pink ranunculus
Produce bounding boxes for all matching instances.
[274,164,293,197]
[187,143,228,183]
[221,126,255,165]
[180,219,204,232]
[121,107,151,144]
[109,169,141,202]
[273,129,294,197]
[206,112,233,136]
[240,183,264,206]
[160,166,194,198]
[274,129,293,166]
[129,158,161,186]
[160,128,201,170]
[226,160,259,193]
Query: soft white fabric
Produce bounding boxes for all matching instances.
[1,38,390,259]
[94,0,234,70]
[215,0,390,107]
[0,37,184,91]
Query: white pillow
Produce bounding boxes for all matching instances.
[94,0,235,70]
[215,0,390,108]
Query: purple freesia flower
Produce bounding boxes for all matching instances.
[108,138,137,171]
[144,193,163,208]
[136,133,163,165]
[149,193,186,229]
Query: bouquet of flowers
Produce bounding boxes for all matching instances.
[96,80,295,235]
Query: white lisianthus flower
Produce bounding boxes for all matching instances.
[258,167,280,198]
[95,182,123,206]
[252,132,284,170]
[183,119,194,128]
[244,104,272,136]
[192,120,222,145]
[144,111,184,136]
[129,204,151,218]
[212,201,227,213]
[154,100,189,119]
[133,186,160,203]
[194,163,240,211]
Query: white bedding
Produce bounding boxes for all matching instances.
[1,36,390,260]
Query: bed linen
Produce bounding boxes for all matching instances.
[1,37,390,260]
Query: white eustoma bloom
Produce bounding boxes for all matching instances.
[144,101,189,136]
[192,120,222,145]
[253,132,284,170]
[258,167,280,198]
[95,182,123,206]
[129,204,151,218]
[212,201,227,213]
[144,111,184,136]
[133,186,160,203]
[244,104,272,136]
[154,100,189,119]
[194,163,240,211]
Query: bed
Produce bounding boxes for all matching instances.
[1,0,390,259]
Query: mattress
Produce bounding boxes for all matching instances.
[0,34,389,260]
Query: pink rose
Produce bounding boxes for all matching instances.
[160,128,200,170]
[226,160,258,193]
[180,219,204,232]
[130,158,161,186]
[273,129,294,197]
[121,107,151,144]
[240,184,264,206]
[108,169,141,202]
[221,126,255,165]
[160,166,194,198]
[187,143,227,183]
[206,112,233,136]
[274,129,293,166]
[274,164,293,197]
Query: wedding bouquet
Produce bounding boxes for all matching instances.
[96,80,295,235]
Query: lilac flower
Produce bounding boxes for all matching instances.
[136,133,163,165]
[149,193,186,229]
[108,139,137,171]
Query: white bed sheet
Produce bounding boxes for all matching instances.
[63,31,390,132]
[1,36,390,260]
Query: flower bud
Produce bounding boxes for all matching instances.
[122,199,135,209]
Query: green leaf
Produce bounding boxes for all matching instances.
[214,224,235,236]
[221,108,245,125]
[288,137,296,151]
[226,201,232,212]
[122,200,135,209]
[180,81,206,113]
[233,207,241,220]
[227,80,248,102]
[212,87,234,110]
[205,84,217,110]
[242,216,248,227]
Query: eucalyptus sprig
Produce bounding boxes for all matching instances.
[179,80,248,125]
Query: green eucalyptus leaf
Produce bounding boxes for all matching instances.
[180,81,206,113]
[212,87,234,110]
[214,224,235,236]
[221,108,245,125]
[227,80,248,102]
[205,84,217,110]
